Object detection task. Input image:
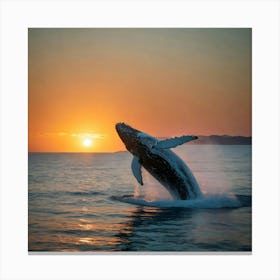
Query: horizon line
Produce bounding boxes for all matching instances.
[28,135,252,153]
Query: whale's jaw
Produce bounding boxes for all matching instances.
[115,122,137,141]
[115,123,143,155]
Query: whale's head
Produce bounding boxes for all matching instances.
[116,122,154,156]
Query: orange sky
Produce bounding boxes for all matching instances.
[28,28,251,152]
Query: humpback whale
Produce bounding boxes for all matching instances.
[115,122,203,200]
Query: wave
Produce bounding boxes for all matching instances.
[29,190,102,198]
[111,194,251,209]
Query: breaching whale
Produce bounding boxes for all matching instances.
[115,122,203,200]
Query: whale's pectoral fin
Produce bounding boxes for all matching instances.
[155,135,198,149]
[131,156,143,185]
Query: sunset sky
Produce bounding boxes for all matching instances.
[28,28,251,152]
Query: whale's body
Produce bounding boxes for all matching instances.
[115,123,202,200]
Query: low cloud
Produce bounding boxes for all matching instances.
[33,132,104,139]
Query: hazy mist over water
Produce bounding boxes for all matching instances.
[28,145,251,252]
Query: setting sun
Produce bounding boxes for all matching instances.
[83,138,92,147]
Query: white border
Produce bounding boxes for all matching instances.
[1,1,279,280]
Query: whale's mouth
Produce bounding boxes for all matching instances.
[115,123,131,145]
[115,122,125,137]
[115,122,142,151]
[116,122,139,135]
[115,122,132,138]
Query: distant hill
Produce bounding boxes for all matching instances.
[189,135,251,145]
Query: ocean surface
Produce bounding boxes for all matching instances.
[28,145,252,252]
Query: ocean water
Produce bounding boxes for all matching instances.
[28,145,251,252]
